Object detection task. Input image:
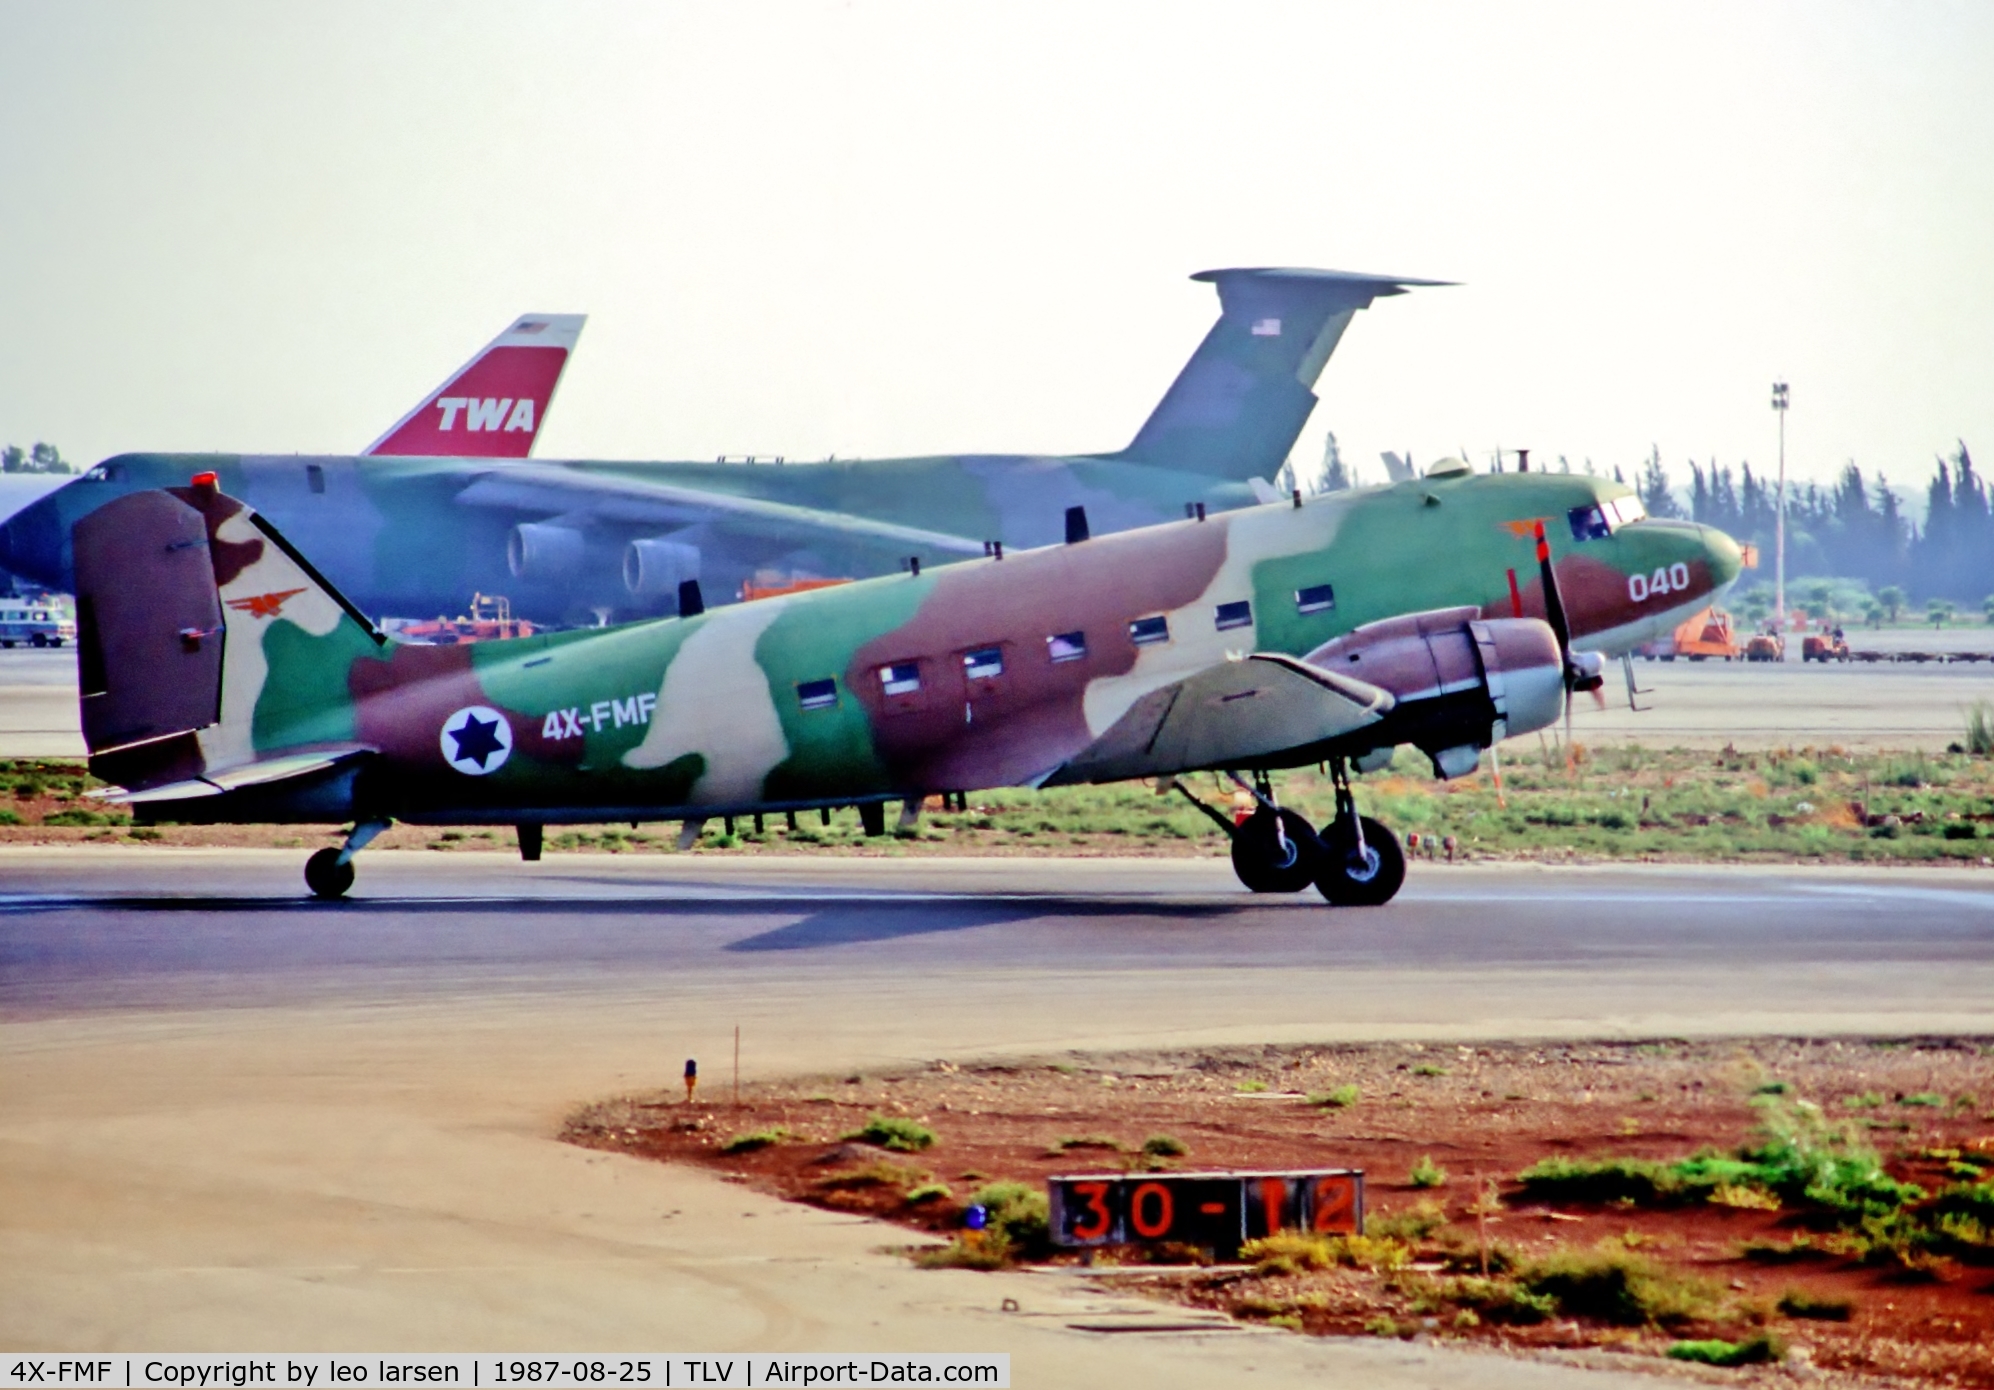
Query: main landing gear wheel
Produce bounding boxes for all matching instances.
[1315,815,1405,907]
[1230,806,1320,893]
[304,847,356,900]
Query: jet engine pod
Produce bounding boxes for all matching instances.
[622,537,701,599]
[507,522,585,582]
[1302,606,1564,775]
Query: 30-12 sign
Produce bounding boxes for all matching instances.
[1047,1168,1363,1254]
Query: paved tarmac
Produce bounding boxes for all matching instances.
[3,849,1991,1383]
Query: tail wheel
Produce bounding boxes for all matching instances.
[1315,816,1406,907]
[1230,807,1319,893]
[304,847,356,900]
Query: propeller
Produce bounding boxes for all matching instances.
[1532,519,1606,768]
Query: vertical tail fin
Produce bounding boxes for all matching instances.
[76,479,383,792]
[365,313,586,458]
[1110,269,1446,483]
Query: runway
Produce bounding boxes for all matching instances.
[3,850,1991,1385]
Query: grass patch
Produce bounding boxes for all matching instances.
[1518,1096,1924,1218]
[904,1182,953,1204]
[845,1114,937,1152]
[1241,1231,1410,1275]
[1408,1155,1449,1188]
[1520,1245,1719,1327]
[1777,1289,1853,1321]
[816,1160,927,1192]
[719,1127,788,1154]
[1140,1134,1188,1159]
[1307,1085,1360,1109]
[1667,1334,1785,1367]
[1050,1135,1124,1153]
[1410,1063,1449,1078]
[969,1181,1050,1255]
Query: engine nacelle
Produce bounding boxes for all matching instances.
[622,537,701,599]
[1303,605,1564,777]
[506,522,585,582]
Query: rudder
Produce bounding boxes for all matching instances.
[76,478,384,792]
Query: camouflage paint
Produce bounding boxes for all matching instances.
[79,470,1742,831]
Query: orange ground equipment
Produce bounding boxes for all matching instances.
[1636,606,1740,661]
[1802,632,1850,663]
[393,592,537,645]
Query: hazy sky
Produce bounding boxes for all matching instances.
[2,2,1990,499]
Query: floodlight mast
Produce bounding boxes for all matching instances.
[1771,380,1789,653]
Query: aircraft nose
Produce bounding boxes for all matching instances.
[1700,524,1744,593]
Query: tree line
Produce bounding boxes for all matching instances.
[1634,441,1990,605]
[1,443,73,473]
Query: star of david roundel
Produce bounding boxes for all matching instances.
[439,705,513,776]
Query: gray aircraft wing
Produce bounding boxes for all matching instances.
[453,462,988,558]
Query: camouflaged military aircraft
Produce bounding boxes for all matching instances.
[4,269,1433,626]
[76,461,1742,904]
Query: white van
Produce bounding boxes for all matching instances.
[0,602,75,647]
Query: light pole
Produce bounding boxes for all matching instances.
[1771,381,1789,649]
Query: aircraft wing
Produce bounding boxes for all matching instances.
[1052,654,1394,784]
[452,462,989,559]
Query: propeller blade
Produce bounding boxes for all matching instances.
[1532,519,1572,660]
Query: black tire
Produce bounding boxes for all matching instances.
[1314,815,1407,907]
[1230,807,1319,893]
[304,847,355,900]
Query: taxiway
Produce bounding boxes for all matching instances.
[3,850,1990,1384]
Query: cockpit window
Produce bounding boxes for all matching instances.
[84,463,126,483]
[1567,496,1646,542]
[1568,505,1612,542]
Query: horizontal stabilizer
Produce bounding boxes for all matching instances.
[1055,653,1393,784]
[1111,268,1448,483]
[93,745,374,805]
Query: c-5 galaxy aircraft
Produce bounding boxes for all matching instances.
[75,464,1741,903]
[3,270,1434,626]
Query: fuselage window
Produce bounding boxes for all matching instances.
[877,662,921,696]
[796,677,839,711]
[1047,630,1087,663]
[1214,599,1252,631]
[963,646,1004,679]
[1295,583,1336,614]
[1129,615,1171,646]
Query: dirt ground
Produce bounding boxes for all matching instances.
[570,1037,1994,1388]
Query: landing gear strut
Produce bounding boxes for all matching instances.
[1170,764,1406,907]
[305,818,389,899]
[1313,759,1405,907]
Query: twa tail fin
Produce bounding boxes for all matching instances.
[76,478,382,796]
[365,313,586,458]
[1110,269,1445,483]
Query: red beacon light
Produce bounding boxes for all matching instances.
[189,471,219,497]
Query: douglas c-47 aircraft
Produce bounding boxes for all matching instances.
[74,463,1741,905]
